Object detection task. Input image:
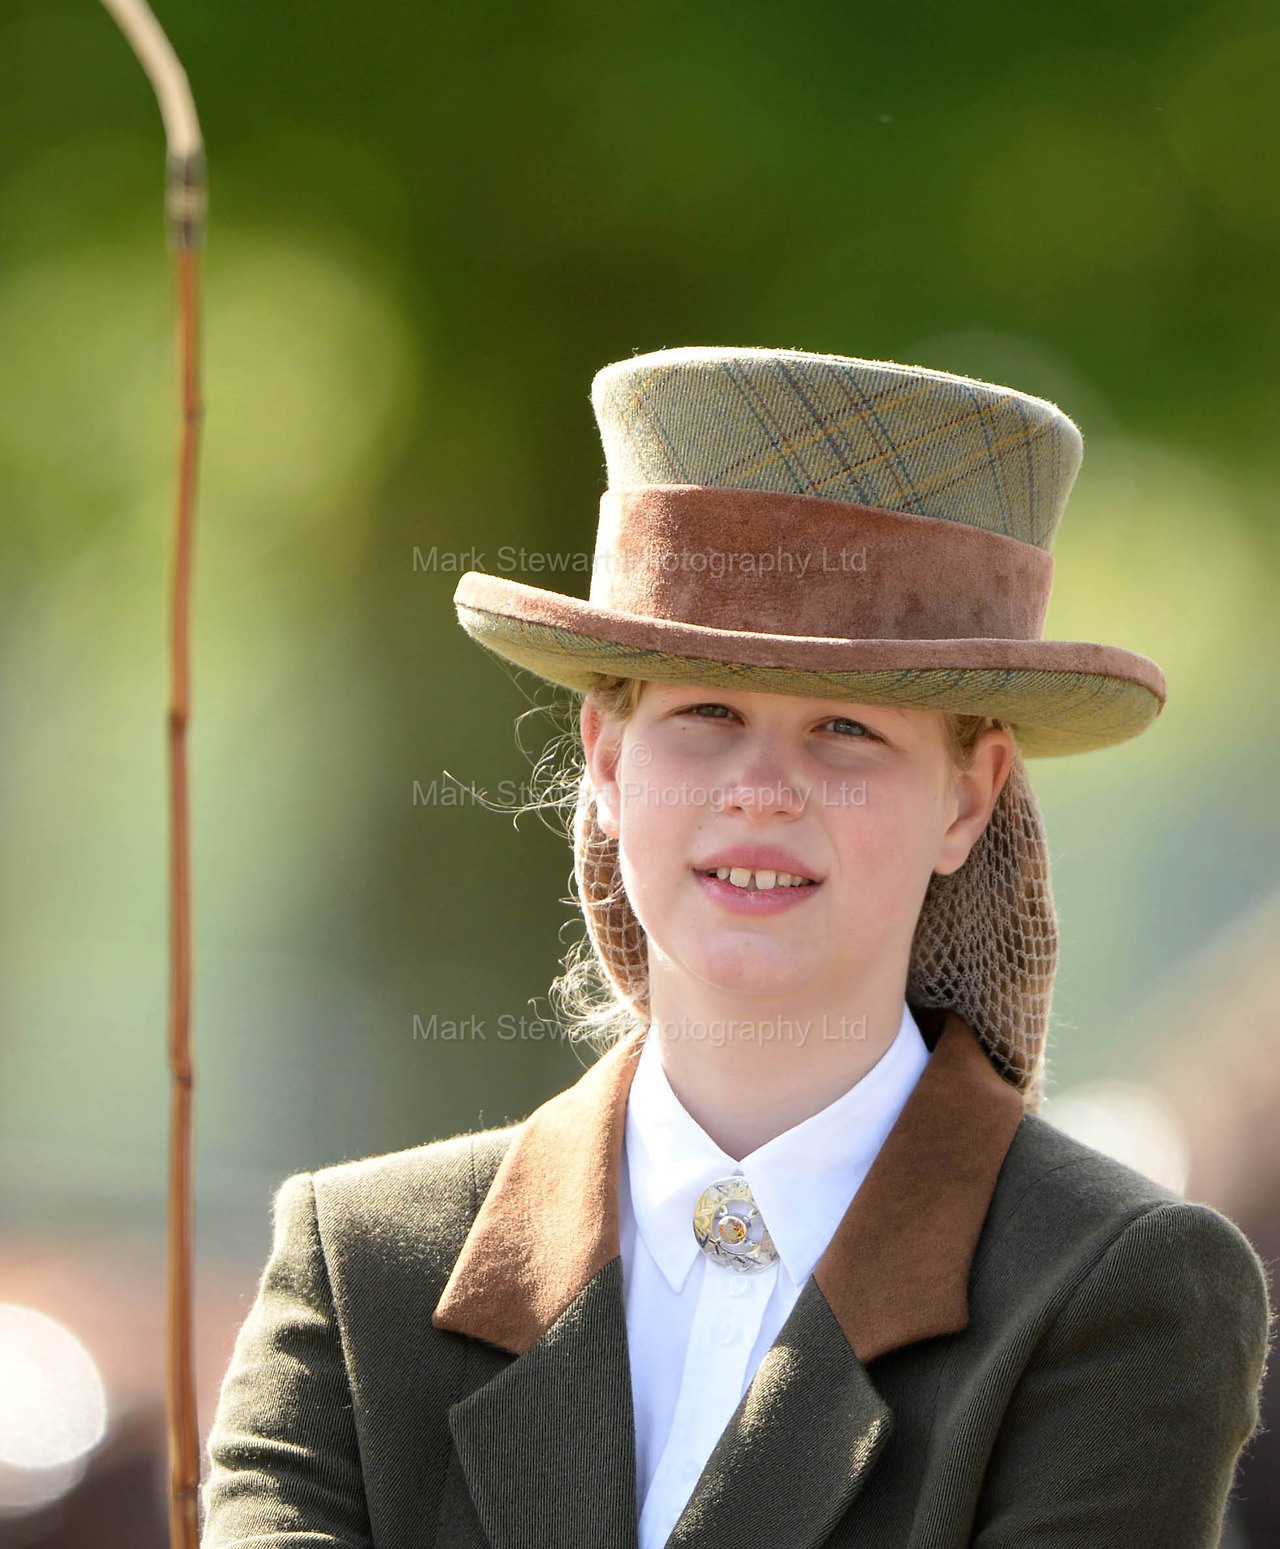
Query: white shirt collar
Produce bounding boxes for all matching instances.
[623,1003,931,1293]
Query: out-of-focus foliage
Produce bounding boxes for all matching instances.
[1,0,1277,1243]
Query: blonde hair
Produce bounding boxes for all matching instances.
[526,675,1055,1108]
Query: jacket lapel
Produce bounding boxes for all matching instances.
[815,1005,1027,1364]
[431,1011,1025,1549]
[446,1258,640,1549]
[665,1277,892,1549]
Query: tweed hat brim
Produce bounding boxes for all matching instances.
[454,571,1166,758]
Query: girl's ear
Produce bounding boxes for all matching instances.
[580,698,625,840]
[933,726,1015,877]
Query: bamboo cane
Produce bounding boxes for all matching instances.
[96,3,205,1544]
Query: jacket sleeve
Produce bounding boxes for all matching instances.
[971,1199,1273,1548]
[201,1171,373,1548]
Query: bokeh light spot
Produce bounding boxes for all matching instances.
[0,1305,107,1473]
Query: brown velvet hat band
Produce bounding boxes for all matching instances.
[589,485,1055,643]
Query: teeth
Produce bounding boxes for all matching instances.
[710,867,813,890]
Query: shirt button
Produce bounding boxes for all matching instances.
[714,1323,738,1345]
[727,1278,751,1299]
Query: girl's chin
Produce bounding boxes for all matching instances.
[675,940,821,994]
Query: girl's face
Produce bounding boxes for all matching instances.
[582,682,1011,1005]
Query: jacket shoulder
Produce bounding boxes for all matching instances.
[298,1122,520,1283]
[1000,1110,1184,1219]
[206,1125,526,1543]
[982,1111,1270,1318]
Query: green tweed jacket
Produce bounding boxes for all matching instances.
[202,1012,1272,1548]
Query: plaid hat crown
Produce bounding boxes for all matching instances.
[591,346,1082,550]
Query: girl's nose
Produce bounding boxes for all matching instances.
[719,744,809,820]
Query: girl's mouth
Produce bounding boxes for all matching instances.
[693,866,820,913]
[697,866,816,891]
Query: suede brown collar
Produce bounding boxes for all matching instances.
[432,1011,1026,1364]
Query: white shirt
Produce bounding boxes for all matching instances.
[619,1003,931,1549]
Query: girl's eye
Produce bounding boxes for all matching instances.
[823,717,874,738]
[675,704,876,739]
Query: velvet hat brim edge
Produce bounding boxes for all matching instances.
[453,573,1166,758]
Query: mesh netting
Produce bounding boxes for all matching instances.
[570,746,1057,1112]
[906,752,1057,1109]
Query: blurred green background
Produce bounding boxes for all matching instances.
[1,3,1279,1512]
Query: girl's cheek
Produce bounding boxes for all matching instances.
[828,806,923,876]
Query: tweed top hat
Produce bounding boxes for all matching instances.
[455,346,1165,756]
[452,347,1169,1108]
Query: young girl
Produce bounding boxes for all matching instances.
[202,348,1270,1548]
